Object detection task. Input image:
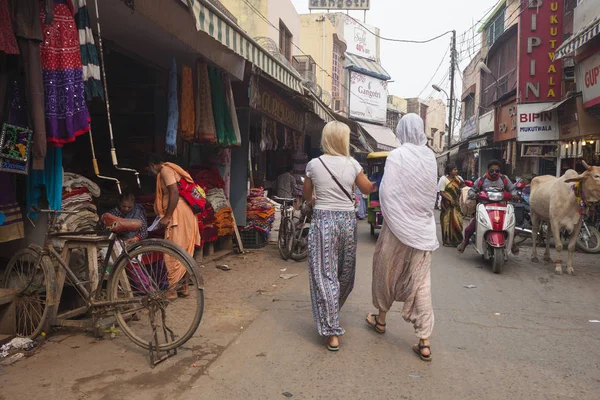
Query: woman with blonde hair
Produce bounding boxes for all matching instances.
[303,121,374,351]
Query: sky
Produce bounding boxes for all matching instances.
[290,0,501,102]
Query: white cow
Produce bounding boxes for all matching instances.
[530,162,600,275]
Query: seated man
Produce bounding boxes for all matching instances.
[275,167,297,200]
[457,160,517,253]
[100,191,148,246]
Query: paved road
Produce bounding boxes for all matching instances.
[183,220,600,400]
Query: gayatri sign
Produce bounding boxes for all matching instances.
[309,0,370,10]
[518,0,564,103]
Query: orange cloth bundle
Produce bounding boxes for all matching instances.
[215,206,234,236]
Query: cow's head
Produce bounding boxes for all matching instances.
[565,161,600,203]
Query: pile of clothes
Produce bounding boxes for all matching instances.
[206,188,234,237]
[57,173,101,232]
[244,188,275,236]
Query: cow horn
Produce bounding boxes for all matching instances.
[582,160,591,170]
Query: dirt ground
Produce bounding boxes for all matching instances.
[0,245,302,400]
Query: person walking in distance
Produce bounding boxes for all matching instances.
[439,163,465,247]
[146,154,201,300]
[303,121,374,351]
[365,113,439,361]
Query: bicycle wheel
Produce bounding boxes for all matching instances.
[577,225,600,254]
[107,239,204,351]
[291,225,309,261]
[3,247,56,339]
[278,218,294,260]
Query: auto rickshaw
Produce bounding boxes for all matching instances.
[366,152,389,235]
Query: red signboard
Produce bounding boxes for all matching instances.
[518,0,564,103]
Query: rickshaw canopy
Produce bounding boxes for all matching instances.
[367,151,390,160]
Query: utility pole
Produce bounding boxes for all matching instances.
[447,30,456,151]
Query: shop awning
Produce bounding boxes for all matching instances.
[555,15,600,60]
[357,122,399,151]
[186,0,303,93]
[344,53,391,81]
[540,94,575,112]
[312,100,335,123]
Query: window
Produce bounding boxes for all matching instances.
[279,20,293,62]
[485,6,505,48]
[464,94,475,120]
[332,43,342,98]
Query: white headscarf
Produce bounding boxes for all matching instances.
[379,113,439,251]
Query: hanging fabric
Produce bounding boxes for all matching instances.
[166,57,178,155]
[179,64,195,142]
[27,146,63,216]
[0,173,25,243]
[195,60,216,143]
[0,0,19,55]
[208,67,235,146]
[73,0,103,100]
[40,0,91,146]
[223,75,241,146]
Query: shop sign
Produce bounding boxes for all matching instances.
[478,110,495,134]
[468,138,488,150]
[576,51,600,108]
[495,101,517,142]
[309,0,370,10]
[518,0,564,103]
[343,15,377,60]
[517,103,559,141]
[461,115,477,139]
[349,71,387,124]
[250,84,304,132]
[521,143,559,157]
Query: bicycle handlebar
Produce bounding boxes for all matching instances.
[273,196,295,202]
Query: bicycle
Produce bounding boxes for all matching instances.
[3,206,204,367]
[274,197,312,261]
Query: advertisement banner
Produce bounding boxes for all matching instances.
[349,71,388,124]
[343,16,377,60]
[517,103,559,141]
[309,0,370,10]
[576,51,600,108]
[518,0,564,103]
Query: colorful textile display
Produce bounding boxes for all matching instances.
[195,60,216,143]
[166,57,178,155]
[0,173,25,243]
[73,0,103,100]
[0,0,19,55]
[179,64,195,141]
[198,203,218,245]
[214,207,234,236]
[208,66,236,146]
[40,0,91,146]
[244,188,275,235]
[193,166,225,191]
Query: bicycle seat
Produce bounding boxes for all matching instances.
[100,213,142,233]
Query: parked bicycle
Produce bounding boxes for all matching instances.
[274,197,312,261]
[3,206,204,367]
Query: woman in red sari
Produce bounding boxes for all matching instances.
[438,163,464,247]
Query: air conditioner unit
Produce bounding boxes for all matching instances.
[333,98,342,112]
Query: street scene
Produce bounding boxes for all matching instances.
[1,0,600,399]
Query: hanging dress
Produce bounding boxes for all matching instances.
[40,0,90,146]
[73,0,103,100]
[0,0,19,55]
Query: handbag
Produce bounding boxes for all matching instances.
[318,157,356,207]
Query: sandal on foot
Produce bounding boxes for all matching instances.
[326,336,339,352]
[366,313,386,334]
[413,344,432,362]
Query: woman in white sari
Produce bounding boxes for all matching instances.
[365,113,439,361]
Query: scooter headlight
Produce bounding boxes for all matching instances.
[488,192,504,201]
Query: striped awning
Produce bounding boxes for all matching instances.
[555,15,600,60]
[186,0,303,93]
[312,100,335,123]
[344,53,391,81]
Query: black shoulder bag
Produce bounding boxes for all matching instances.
[318,157,356,206]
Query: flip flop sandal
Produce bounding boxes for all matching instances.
[413,344,432,362]
[366,313,386,334]
[326,337,339,352]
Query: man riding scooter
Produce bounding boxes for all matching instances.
[457,160,518,253]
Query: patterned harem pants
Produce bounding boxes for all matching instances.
[307,209,357,337]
